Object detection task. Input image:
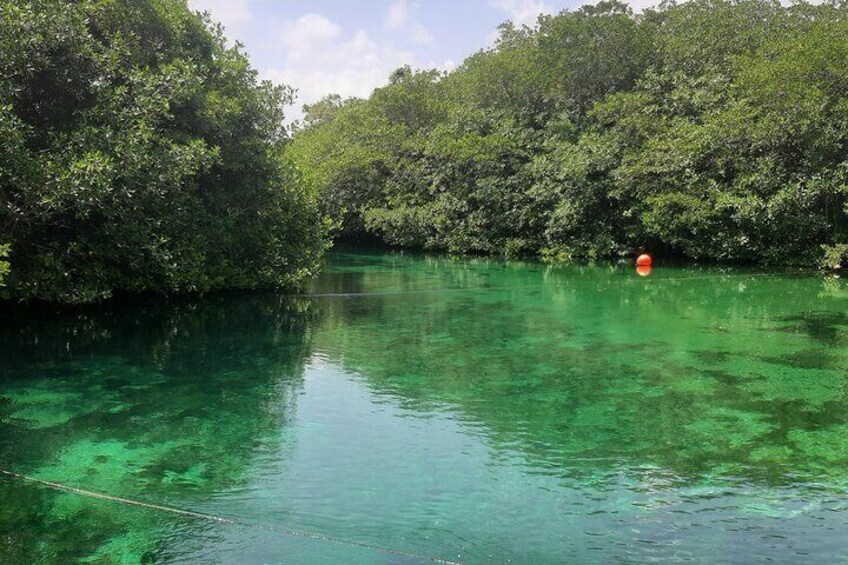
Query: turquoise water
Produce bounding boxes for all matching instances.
[3,251,848,563]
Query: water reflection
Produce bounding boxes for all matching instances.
[313,254,848,488]
[2,252,848,563]
[0,295,317,563]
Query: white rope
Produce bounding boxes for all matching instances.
[0,469,465,565]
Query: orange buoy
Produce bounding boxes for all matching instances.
[636,253,652,267]
[636,265,652,277]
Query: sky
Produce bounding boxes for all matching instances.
[187,0,659,123]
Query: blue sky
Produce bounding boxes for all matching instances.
[188,0,656,122]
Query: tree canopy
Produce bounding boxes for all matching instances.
[4,0,847,305]
[0,0,329,302]
[289,0,848,267]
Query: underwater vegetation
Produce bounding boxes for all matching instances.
[3,252,848,563]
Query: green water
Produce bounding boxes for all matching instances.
[3,251,848,564]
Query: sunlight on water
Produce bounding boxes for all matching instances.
[2,251,848,563]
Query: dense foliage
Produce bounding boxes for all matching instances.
[0,244,8,286]
[0,0,328,302]
[290,0,848,266]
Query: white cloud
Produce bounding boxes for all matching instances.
[188,0,252,29]
[489,0,551,27]
[268,16,422,123]
[412,24,434,45]
[383,1,433,44]
[485,28,501,48]
[280,14,342,51]
[623,0,661,12]
[383,0,411,31]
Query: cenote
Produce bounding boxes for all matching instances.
[3,250,848,564]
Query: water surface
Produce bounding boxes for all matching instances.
[2,251,848,563]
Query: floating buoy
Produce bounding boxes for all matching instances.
[636,265,652,277]
[636,253,652,267]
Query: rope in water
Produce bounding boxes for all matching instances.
[0,469,465,565]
